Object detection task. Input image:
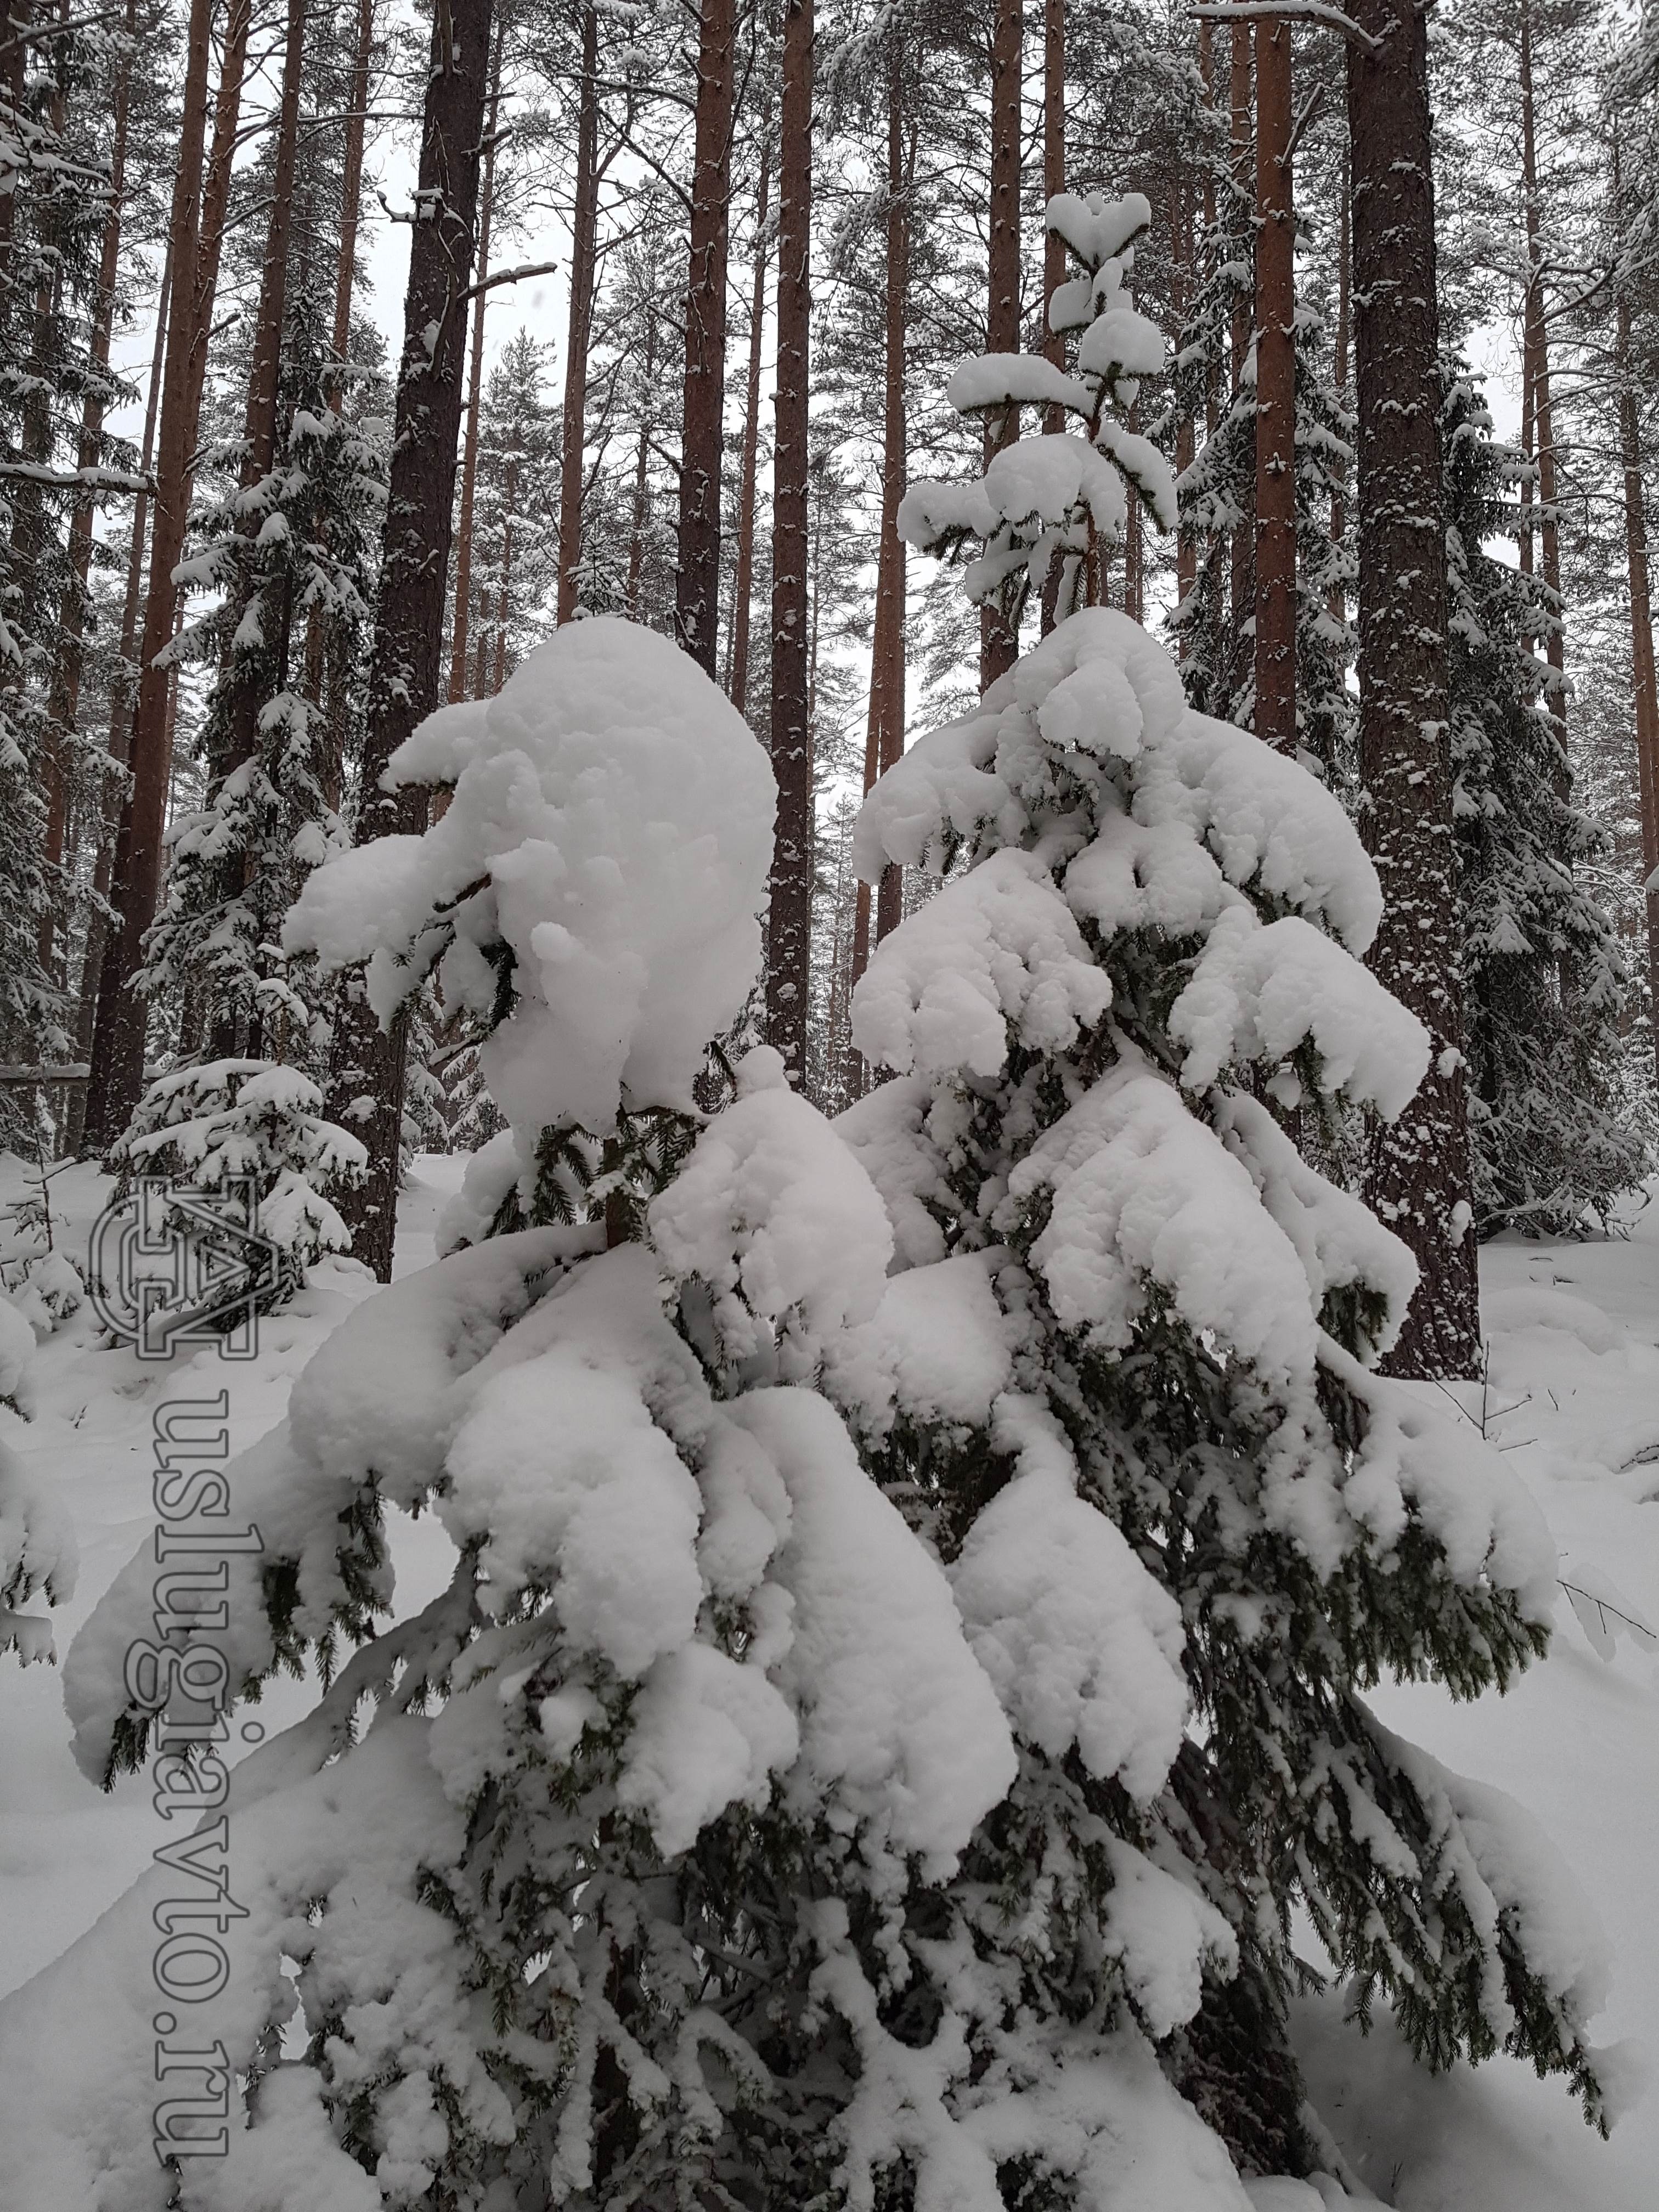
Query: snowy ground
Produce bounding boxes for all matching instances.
[2,1152,1655,2207]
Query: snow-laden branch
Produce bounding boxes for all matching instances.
[1188,2,1382,52]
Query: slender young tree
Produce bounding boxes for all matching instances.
[980,0,1022,690]
[330,0,376,396]
[766,0,814,1077]
[557,2,600,622]
[322,0,497,1278]
[1613,136,1659,1085]
[675,0,735,674]
[1348,0,1480,1375]
[1517,0,1566,728]
[450,26,503,696]
[728,123,771,712]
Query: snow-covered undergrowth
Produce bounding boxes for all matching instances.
[4,1163,1656,2208]
[1,607,1656,2210]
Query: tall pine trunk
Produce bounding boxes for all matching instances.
[557,4,600,623]
[727,126,771,711]
[1518,0,1565,733]
[219,0,307,793]
[1228,24,1254,712]
[1039,0,1066,636]
[850,31,911,1035]
[1614,149,1659,1092]
[325,0,496,1279]
[1348,0,1480,1377]
[331,0,375,391]
[83,0,221,1153]
[1253,18,1294,752]
[1329,153,1349,628]
[449,29,502,696]
[980,0,1021,689]
[675,0,735,675]
[40,0,137,976]
[766,0,812,1076]
[626,293,658,616]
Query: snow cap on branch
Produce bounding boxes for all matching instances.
[286,617,776,1141]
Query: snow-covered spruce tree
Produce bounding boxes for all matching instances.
[104,1058,368,1306]
[140,294,385,1070]
[900,189,1176,642]
[838,599,1627,2169]
[1442,371,1647,1232]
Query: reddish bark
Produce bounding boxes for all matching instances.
[675,0,736,675]
[83,0,222,1153]
[727,128,771,711]
[331,0,376,393]
[325,0,497,1278]
[1039,0,1066,637]
[1253,17,1295,753]
[449,30,502,698]
[1348,0,1480,1376]
[557,4,600,623]
[766,0,813,1076]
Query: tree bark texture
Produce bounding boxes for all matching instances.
[557,4,601,623]
[331,0,376,390]
[1039,0,1066,637]
[40,0,137,976]
[325,0,496,1278]
[1228,24,1254,709]
[221,0,308,785]
[675,0,735,675]
[1518,0,1565,730]
[1615,230,1659,1092]
[1347,0,1480,1378]
[83,0,219,1154]
[449,27,501,696]
[1253,18,1294,752]
[980,0,1022,690]
[1329,151,1348,628]
[727,127,771,712]
[766,0,813,1076]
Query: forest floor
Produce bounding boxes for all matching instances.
[1,1152,1656,2209]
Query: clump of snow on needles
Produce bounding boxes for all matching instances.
[287,616,776,1139]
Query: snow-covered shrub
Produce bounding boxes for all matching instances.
[109,1058,367,1306]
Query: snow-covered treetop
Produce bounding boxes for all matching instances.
[900,190,1176,633]
[286,616,777,1141]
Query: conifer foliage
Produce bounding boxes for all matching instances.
[17,579,1621,2205]
[1443,373,1645,1232]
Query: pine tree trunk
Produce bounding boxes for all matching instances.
[626,295,657,616]
[449,30,501,696]
[220,0,307,789]
[675,0,735,675]
[1518,0,1565,732]
[872,42,910,952]
[0,0,30,295]
[82,0,220,1154]
[727,128,771,711]
[766,0,812,1077]
[1228,24,1254,712]
[493,456,517,692]
[1347,0,1480,1378]
[1253,17,1294,753]
[1329,155,1348,628]
[557,4,600,623]
[1039,0,1066,637]
[331,0,375,392]
[1200,22,1218,442]
[325,0,496,1279]
[1173,159,1196,642]
[980,0,1021,689]
[1614,232,1659,1092]
[38,0,136,979]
